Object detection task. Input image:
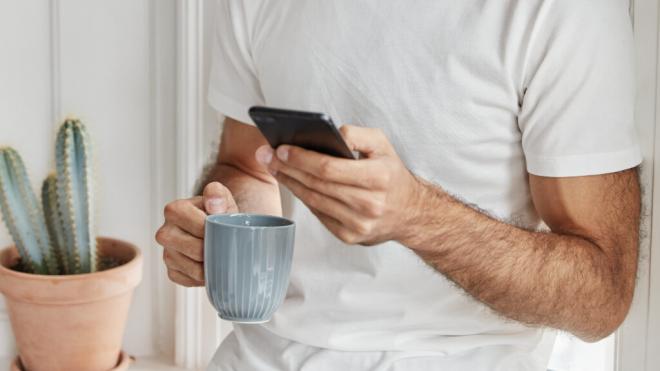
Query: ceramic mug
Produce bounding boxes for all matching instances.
[204,213,295,323]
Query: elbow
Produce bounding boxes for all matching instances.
[575,321,622,343]
[573,290,634,343]
[573,242,638,343]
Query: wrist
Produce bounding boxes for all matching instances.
[394,174,446,248]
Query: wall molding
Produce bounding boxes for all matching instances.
[175,0,205,367]
[49,0,61,125]
[616,0,658,370]
[174,0,223,368]
[150,0,178,362]
[643,0,660,368]
[151,0,226,367]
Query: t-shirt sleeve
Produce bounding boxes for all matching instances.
[207,0,264,125]
[518,0,641,177]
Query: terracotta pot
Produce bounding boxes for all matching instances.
[0,237,142,371]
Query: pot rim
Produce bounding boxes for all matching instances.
[11,350,132,371]
[0,237,141,282]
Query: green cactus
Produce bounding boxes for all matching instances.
[55,119,96,274]
[0,148,57,274]
[42,174,68,274]
[0,118,97,275]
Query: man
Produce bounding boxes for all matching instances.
[156,0,641,370]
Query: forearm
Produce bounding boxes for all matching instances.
[196,162,281,216]
[400,178,638,341]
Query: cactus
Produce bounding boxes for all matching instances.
[55,119,96,274]
[0,148,57,274]
[0,118,97,275]
[42,174,68,274]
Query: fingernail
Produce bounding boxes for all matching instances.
[205,197,226,214]
[255,146,273,165]
[276,146,289,162]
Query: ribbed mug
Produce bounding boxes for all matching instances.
[204,213,295,323]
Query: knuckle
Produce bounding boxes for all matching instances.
[163,202,176,219]
[355,221,373,236]
[179,280,193,288]
[205,181,229,194]
[305,191,321,209]
[340,232,359,245]
[306,174,322,190]
[188,244,204,262]
[318,158,334,177]
[163,249,177,268]
[380,171,391,185]
[166,269,177,283]
[155,226,169,245]
[364,200,385,217]
[370,171,390,190]
[168,269,193,287]
[164,199,185,219]
[192,264,205,281]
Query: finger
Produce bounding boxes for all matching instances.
[275,172,363,228]
[338,125,392,156]
[203,182,239,214]
[309,208,359,245]
[167,267,204,287]
[163,248,205,282]
[156,224,205,261]
[163,197,207,237]
[272,145,387,189]
[271,159,376,208]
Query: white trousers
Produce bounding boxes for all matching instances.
[207,324,553,371]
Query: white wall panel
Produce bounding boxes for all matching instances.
[58,0,155,356]
[0,0,53,358]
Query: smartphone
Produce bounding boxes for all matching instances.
[248,106,357,160]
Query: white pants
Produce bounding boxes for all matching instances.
[207,324,553,371]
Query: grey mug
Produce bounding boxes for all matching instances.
[204,213,295,323]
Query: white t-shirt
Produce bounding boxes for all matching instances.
[207,0,641,370]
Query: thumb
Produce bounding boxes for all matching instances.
[202,182,238,215]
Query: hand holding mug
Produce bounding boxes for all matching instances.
[155,182,238,287]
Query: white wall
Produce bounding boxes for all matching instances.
[0,0,158,359]
[0,0,52,356]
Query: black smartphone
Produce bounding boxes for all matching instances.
[248,106,357,160]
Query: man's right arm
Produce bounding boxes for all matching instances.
[155,117,280,287]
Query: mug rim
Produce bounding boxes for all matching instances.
[206,213,294,229]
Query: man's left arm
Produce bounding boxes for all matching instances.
[258,125,640,342]
[406,168,639,343]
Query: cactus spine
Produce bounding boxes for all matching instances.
[0,118,97,275]
[55,119,96,274]
[0,148,57,274]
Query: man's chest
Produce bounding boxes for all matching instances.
[248,0,534,154]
